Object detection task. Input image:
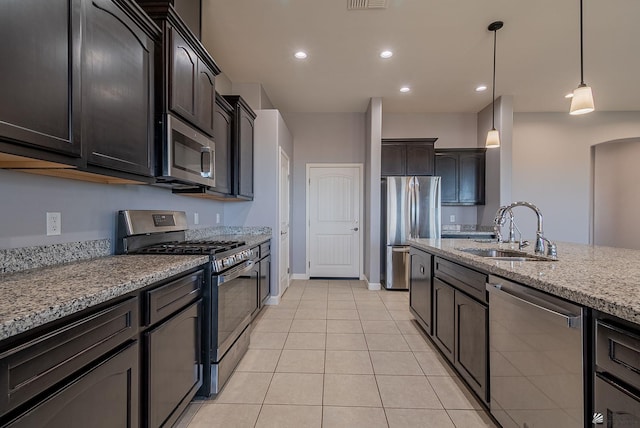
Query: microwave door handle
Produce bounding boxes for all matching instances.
[201,147,212,178]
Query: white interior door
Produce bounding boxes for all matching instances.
[279,149,290,294]
[308,165,362,278]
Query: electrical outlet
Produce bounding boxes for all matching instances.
[194,212,199,225]
[449,214,456,223]
[216,213,220,224]
[46,212,61,236]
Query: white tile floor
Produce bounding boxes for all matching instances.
[176,279,498,428]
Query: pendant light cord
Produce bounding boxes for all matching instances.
[579,0,585,85]
[492,27,497,129]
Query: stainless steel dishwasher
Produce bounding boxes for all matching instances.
[487,275,584,428]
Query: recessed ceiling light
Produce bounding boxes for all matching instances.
[565,92,574,98]
[294,51,308,59]
[400,86,411,93]
[380,50,393,59]
[475,85,487,92]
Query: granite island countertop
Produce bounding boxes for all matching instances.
[409,238,640,324]
[0,255,209,341]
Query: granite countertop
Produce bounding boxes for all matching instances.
[0,255,209,342]
[0,231,273,342]
[409,238,640,324]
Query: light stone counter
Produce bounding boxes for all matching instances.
[409,238,640,324]
[0,255,208,341]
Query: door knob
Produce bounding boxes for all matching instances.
[352,227,359,231]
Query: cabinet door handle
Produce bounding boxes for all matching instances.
[200,147,212,178]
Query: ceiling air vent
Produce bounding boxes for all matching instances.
[347,0,388,10]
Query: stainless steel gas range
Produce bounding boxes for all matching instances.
[117,210,260,396]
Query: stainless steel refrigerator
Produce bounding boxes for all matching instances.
[381,176,441,290]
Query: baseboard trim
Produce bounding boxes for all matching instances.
[368,282,381,291]
[291,273,309,280]
[264,295,281,305]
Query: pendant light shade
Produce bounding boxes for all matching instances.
[570,84,595,115]
[486,21,503,148]
[569,0,595,115]
[485,129,500,148]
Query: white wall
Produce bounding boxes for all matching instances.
[224,109,293,297]
[282,112,366,275]
[512,111,640,244]
[477,96,513,226]
[0,169,224,249]
[364,98,382,287]
[230,83,275,111]
[592,138,640,249]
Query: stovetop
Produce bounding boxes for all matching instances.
[133,240,246,256]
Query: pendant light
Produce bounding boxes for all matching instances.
[569,0,595,115]
[486,21,503,148]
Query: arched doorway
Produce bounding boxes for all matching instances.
[592,137,640,249]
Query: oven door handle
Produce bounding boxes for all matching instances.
[218,260,255,285]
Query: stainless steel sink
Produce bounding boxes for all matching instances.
[456,248,556,261]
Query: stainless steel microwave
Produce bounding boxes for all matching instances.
[157,114,215,187]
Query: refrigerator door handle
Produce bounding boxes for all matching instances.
[407,177,416,238]
[414,177,420,238]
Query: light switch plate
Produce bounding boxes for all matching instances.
[449,214,456,223]
[194,212,199,225]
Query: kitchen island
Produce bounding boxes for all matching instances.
[408,238,640,428]
[409,238,640,323]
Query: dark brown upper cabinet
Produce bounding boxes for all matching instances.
[223,95,256,201]
[0,0,160,182]
[169,29,216,136]
[137,2,221,137]
[211,93,233,196]
[82,0,158,177]
[0,0,82,165]
[435,149,486,205]
[381,138,437,176]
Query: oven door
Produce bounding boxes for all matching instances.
[213,260,258,361]
[161,114,215,187]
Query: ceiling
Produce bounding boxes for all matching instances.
[201,0,640,114]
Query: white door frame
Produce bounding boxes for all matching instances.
[305,163,364,279]
[279,147,291,296]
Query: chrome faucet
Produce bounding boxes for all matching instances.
[493,201,557,258]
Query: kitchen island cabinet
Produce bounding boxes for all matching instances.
[408,238,640,425]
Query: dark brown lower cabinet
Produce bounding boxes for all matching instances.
[259,255,271,307]
[594,375,640,426]
[409,248,432,334]
[432,277,455,362]
[5,342,139,428]
[454,290,488,403]
[145,300,202,428]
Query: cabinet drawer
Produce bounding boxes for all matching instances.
[0,297,138,416]
[434,257,487,302]
[5,341,138,428]
[145,269,203,326]
[260,241,271,258]
[596,320,640,391]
